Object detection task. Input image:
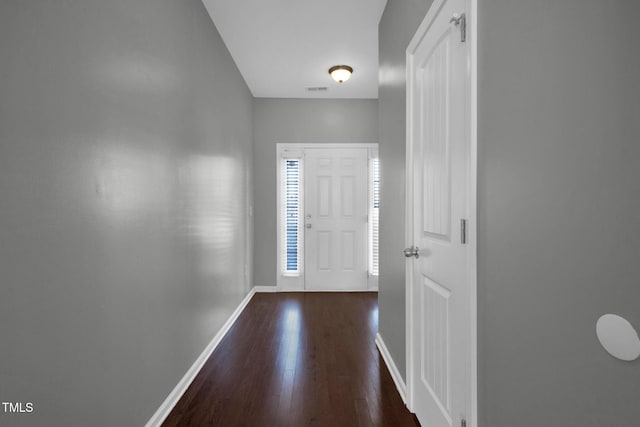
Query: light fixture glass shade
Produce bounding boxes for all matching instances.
[329,65,353,83]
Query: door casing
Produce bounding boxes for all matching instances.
[405,0,477,425]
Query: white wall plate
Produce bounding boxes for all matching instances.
[596,314,640,362]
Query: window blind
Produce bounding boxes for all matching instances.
[370,158,380,276]
[281,158,302,274]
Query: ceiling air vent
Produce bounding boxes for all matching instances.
[306,86,328,92]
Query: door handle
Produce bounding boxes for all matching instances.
[306,223,312,229]
[403,246,419,259]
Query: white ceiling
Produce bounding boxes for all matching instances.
[201,0,387,99]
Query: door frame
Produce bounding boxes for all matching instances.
[276,143,379,292]
[405,0,477,425]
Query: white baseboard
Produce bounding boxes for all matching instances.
[253,285,277,293]
[304,289,376,292]
[145,287,258,427]
[375,333,407,405]
[263,283,379,292]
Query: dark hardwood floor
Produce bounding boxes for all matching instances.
[162,292,419,427]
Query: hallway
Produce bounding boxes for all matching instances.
[3,0,639,425]
[163,293,418,426]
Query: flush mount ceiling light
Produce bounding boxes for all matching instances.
[328,65,353,83]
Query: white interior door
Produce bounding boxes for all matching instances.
[406,0,473,426]
[304,148,368,291]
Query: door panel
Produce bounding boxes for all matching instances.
[408,0,471,426]
[422,34,451,239]
[421,276,452,424]
[341,231,355,270]
[317,231,331,270]
[341,176,355,217]
[317,175,331,217]
[305,148,368,290]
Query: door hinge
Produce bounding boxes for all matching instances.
[461,419,467,427]
[460,219,468,244]
[450,12,466,43]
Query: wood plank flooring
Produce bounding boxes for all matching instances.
[162,292,419,427]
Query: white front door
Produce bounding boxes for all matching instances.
[304,148,368,291]
[406,0,473,426]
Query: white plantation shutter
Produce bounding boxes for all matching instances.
[280,153,303,275]
[369,158,380,276]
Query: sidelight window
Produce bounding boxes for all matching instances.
[281,158,303,275]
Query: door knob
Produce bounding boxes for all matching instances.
[403,246,419,259]
[306,223,312,229]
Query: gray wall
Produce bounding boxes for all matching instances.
[377,0,432,381]
[381,0,640,425]
[477,0,640,425]
[253,98,378,287]
[0,1,253,426]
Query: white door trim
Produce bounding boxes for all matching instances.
[276,143,379,292]
[405,0,477,425]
